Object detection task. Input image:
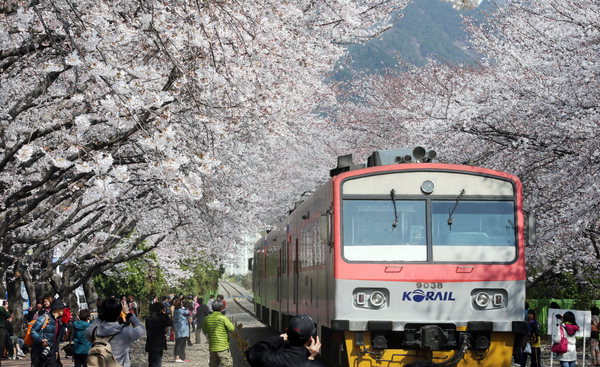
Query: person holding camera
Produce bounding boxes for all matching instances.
[86,297,146,367]
[246,314,325,367]
[145,301,173,367]
[30,299,66,367]
[553,311,580,367]
[172,299,191,363]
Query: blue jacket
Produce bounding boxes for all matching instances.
[31,313,64,353]
[73,320,92,355]
[173,308,190,338]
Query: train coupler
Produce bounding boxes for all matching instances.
[431,333,470,367]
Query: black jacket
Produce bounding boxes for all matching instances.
[195,304,210,324]
[145,313,173,352]
[246,335,325,367]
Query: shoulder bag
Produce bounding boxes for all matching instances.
[551,324,568,354]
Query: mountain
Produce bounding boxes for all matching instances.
[334,0,494,79]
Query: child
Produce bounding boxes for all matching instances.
[521,309,541,367]
[72,309,92,367]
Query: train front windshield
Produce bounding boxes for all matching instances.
[342,199,516,263]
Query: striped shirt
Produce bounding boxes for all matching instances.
[202,311,234,352]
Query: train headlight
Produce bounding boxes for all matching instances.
[353,289,389,309]
[474,292,490,308]
[369,291,386,308]
[471,289,507,310]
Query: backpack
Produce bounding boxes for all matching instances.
[24,314,50,347]
[86,327,122,367]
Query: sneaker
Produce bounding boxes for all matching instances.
[17,351,25,357]
[175,359,185,363]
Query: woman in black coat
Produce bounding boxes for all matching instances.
[145,302,173,367]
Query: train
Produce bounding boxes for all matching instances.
[251,147,530,366]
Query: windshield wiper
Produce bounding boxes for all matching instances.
[448,189,466,226]
[390,189,399,230]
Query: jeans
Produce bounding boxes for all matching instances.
[560,361,576,367]
[148,350,163,367]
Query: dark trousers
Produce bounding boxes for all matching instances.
[34,353,60,367]
[174,338,187,360]
[521,347,541,367]
[195,327,203,344]
[514,334,524,366]
[73,353,87,367]
[0,328,6,361]
[148,350,163,367]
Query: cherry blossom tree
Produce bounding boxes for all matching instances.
[1,0,412,318]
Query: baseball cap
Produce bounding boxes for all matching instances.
[286,314,316,341]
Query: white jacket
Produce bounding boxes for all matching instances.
[553,323,577,362]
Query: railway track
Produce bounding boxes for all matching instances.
[219,280,259,322]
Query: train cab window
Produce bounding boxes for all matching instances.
[342,200,426,262]
[431,201,516,262]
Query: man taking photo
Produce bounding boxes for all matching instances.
[246,314,325,367]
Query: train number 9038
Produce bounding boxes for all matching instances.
[416,282,444,289]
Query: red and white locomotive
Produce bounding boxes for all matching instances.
[251,147,528,366]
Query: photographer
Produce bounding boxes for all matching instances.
[246,314,325,367]
[86,297,145,367]
[30,299,66,367]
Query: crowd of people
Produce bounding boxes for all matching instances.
[0,293,242,367]
[3,294,600,367]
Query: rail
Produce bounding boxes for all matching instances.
[219,280,259,321]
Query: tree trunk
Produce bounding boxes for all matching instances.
[36,281,54,299]
[0,268,6,298]
[36,256,56,298]
[65,291,79,316]
[84,278,98,312]
[57,264,80,316]
[7,267,24,335]
[22,268,37,312]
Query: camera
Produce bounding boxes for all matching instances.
[41,345,51,358]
